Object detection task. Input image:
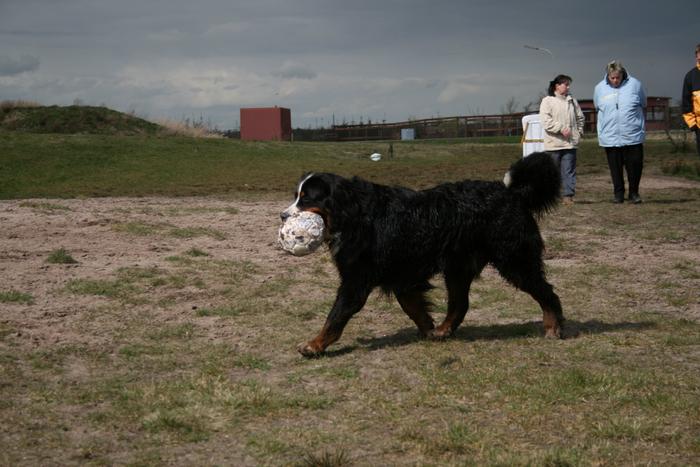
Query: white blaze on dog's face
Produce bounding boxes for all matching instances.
[281,173,314,220]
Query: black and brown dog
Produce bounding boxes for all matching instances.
[281,152,564,357]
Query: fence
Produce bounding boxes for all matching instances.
[284,103,676,142]
[328,113,529,142]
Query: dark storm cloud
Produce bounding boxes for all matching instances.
[273,62,317,80]
[0,0,697,128]
[0,54,39,76]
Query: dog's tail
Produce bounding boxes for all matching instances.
[503,152,561,215]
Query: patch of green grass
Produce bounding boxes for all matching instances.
[65,266,205,304]
[195,306,242,317]
[168,226,226,240]
[440,422,480,455]
[661,158,700,181]
[164,206,239,216]
[164,255,196,266]
[185,247,210,257]
[113,221,165,236]
[147,323,196,340]
[19,201,70,212]
[0,105,161,135]
[113,222,226,240]
[253,276,298,297]
[247,435,293,457]
[233,354,271,371]
[0,289,34,304]
[592,415,666,442]
[47,248,78,264]
[66,278,137,301]
[211,259,259,283]
[118,343,165,359]
[308,365,360,380]
[1,134,696,199]
[673,260,700,279]
[295,449,350,467]
[141,410,210,442]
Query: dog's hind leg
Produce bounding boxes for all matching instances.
[523,277,563,339]
[496,261,564,339]
[395,287,435,336]
[430,268,475,339]
[298,281,372,357]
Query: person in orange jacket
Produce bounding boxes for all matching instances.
[682,43,700,155]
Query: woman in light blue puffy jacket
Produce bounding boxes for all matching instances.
[594,60,646,204]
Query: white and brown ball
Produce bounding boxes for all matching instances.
[278,211,325,256]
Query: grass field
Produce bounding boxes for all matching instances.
[1,131,699,465]
[2,130,698,200]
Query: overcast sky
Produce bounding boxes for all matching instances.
[1,0,697,129]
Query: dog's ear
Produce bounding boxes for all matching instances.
[326,177,367,230]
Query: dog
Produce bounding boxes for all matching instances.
[281,152,564,357]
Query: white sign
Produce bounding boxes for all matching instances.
[521,114,544,157]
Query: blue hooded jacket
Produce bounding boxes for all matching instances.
[593,71,646,147]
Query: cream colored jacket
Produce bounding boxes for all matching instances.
[539,94,585,150]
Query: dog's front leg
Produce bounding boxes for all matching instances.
[298,281,371,357]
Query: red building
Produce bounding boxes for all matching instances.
[240,107,292,141]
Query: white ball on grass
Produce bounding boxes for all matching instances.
[278,211,325,256]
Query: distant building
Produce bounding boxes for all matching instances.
[578,96,670,133]
[240,107,291,141]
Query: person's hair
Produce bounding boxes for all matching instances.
[695,43,700,55]
[606,60,628,81]
[547,74,572,96]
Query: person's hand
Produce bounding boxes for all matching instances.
[561,127,572,139]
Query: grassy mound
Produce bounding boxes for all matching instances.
[0,104,161,135]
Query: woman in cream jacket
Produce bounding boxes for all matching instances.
[539,74,585,205]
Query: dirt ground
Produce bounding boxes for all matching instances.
[1,172,700,465]
[1,173,699,349]
[1,196,305,349]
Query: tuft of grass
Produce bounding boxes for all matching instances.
[147,323,197,340]
[185,247,210,257]
[47,248,78,264]
[0,290,34,304]
[113,221,165,236]
[661,159,700,181]
[19,201,70,212]
[168,227,227,240]
[66,278,137,301]
[65,266,207,304]
[195,306,240,317]
[164,206,239,216]
[233,354,271,371]
[295,449,350,467]
[141,410,210,442]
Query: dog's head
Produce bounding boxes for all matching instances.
[281,173,338,229]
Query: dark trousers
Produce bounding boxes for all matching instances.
[695,128,700,156]
[605,144,644,199]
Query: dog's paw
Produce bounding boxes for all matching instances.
[427,328,452,340]
[297,342,323,357]
[544,328,563,339]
